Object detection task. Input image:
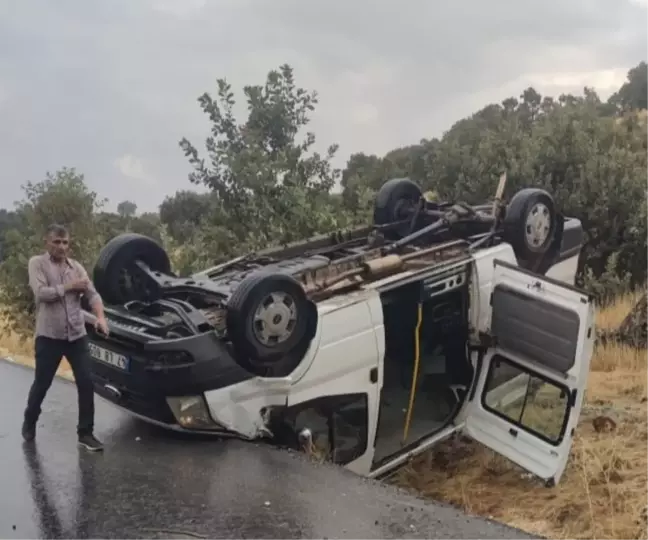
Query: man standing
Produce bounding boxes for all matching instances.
[22,224,109,451]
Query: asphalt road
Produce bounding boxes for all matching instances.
[0,359,539,539]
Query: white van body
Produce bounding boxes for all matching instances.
[202,239,594,485]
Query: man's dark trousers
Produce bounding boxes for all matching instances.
[24,335,95,435]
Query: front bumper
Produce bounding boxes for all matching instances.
[84,313,254,430]
[96,392,247,438]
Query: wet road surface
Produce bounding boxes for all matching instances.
[0,360,539,539]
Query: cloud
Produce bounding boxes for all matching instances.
[526,68,629,94]
[115,154,156,186]
[0,0,645,212]
[351,104,380,126]
[150,0,206,19]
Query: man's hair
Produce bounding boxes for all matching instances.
[45,223,69,238]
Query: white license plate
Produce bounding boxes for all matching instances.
[88,343,130,371]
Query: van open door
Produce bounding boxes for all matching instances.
[463,259,595,486]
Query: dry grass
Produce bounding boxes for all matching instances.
[0,315,73,379]
[392,292,648,539]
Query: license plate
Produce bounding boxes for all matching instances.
[88,342,130,371]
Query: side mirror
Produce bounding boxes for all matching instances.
[298,427,313,451]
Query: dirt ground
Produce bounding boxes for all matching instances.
[1,293,646,539]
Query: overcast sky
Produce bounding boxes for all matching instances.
[0,0,646,213]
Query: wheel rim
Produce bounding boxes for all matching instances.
[252,291,298,346]
[525,203,552,248]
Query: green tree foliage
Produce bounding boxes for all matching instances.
[116,200,138,218]
[159,190,213,243]
[439,88,646,289]
[0,169,163,338]
[0,168,107,337]
[609,61,647,112]
[0,209,20,261]
[176,64,355,266]
[341,63,648,292]
[0,61,645,339]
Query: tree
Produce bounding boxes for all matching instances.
[419,85,647,291]
[94,211,162,243]
[340,142,430,213]
[0,168,108,338]
[340,153,387,211]
[177,64,351,265]
[159,190,213,243]
[0,168,163,339]
[0,209,20,261]
[117,200,137,218]
[608,61,647,112]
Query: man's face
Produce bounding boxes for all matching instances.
[46,232,70,260]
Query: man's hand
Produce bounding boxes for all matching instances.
[65,278,90,292]
[94,316,110,336]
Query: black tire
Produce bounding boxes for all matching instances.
[503,188,558,263]
[93,233,172,305]
[373,178,423,231]
[226,272,317,377]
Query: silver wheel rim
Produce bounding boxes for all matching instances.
[253,291,298,346]
[525,203,551,248]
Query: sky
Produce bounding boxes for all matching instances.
[0,0,646,213]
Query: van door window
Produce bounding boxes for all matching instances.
[482,355,571,445]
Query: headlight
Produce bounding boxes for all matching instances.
[166,395,219,429]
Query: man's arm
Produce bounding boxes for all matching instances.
[78,263,109,335]
[75,263,105,318]
[28,256,65,303]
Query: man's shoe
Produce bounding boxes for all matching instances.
[22,421,35,442]
[78,434,104,452]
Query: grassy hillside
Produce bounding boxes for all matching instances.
[1,293,645,539]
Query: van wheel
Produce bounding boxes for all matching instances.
[93,233,172,305]
[503,188,558,261]
[227,272,317,377]
[373,178,423,235]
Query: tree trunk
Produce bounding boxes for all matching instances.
[616,292,647,349]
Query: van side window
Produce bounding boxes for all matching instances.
[482,356,570,445]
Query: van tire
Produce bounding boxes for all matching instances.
[503,188,558,263]
[227,272,317,377]
[373,177,423,230]
[93,233,172,305]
